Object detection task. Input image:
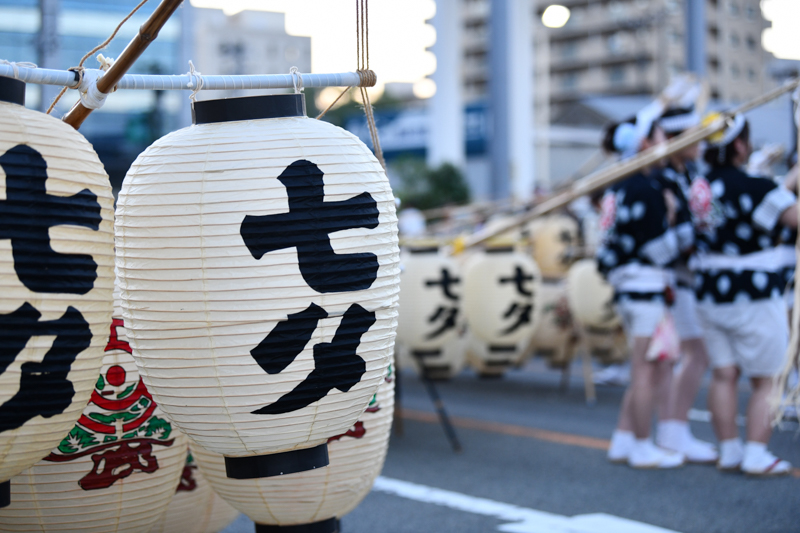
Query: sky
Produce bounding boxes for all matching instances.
[189,0,799,94]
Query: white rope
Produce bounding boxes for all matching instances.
[75,54,117,111]
[290,66,304,94]
[0,60,37,79]
[186,60,204,103]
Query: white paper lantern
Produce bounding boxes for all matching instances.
[528,215,579,279]
[530,280,578,368]
[565,259,620,329]
[114,94,400,478]
[565,259,627,364]
[0,77,114,505]
[396,332,466,381]
[149,443,240,533]
[0,295,187,531]
[192,366,395,532]
[462,245,541,374]
[396,245,464,379]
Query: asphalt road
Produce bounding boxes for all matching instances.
[223,359,800,533]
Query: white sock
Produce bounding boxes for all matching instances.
[719,437,743,465]
[743,441,768,459]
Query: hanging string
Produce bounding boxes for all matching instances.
[46,0,149,114]
[186,60,204,103]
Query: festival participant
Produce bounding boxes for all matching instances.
[597,107,685,469]
[690,114,797,476]
[653,107,719,464]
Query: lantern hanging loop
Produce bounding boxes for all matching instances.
[186,60,204,103]
[290,66,304,94]
[0,60,37,79]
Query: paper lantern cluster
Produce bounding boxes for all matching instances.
[462,244,542,376]
[149,443,240,533]
[192,365,395,532]
[114,94,400,476]
[529,280,578,369]
[396,245,466,379]
[0,289,187,531]
[0,77,114,506]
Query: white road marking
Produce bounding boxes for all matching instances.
[373,476,680,533]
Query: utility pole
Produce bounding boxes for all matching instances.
[490,0,534,202]
[427,0,465,170]
[37,0,60,112]
[685,0,706,76]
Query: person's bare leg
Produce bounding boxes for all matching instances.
[709,366,739,441]
[746,377,774,444]
[624,336,658,439]
[667,338,710,421]
[656,359,674,422]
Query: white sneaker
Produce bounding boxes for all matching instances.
[628,439,685,469]
[657,420,718,464]
[593,364,630,386]
[741,442,792,477]
[607,430,635,463]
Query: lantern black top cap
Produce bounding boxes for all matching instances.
[0,76,25,106]
[193,93,306,125]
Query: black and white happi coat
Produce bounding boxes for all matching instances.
[596,170,680,302]
[689,164,797,304]
[657,162,699,287]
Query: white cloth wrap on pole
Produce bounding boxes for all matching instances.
[0,63,364,91]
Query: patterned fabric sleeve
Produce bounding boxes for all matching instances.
[751,183,796,233]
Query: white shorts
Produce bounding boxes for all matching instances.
[672,287,704,340]
[616,299,666,338]
[696,298,788,377]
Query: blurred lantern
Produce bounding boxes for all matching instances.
[0,287,187,530]
[462,242,541,376]
[528,215,580,279]
[530,280,578,368]
[149,444,240,533]
[396,331,466,381]
[114,94,400,479]
[0,77,114,506]
[192,366,395,533]
[396,244,464,379]
[565,260,627,364]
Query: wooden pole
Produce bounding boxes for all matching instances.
[62,0,184,130]
[457,78,800,252]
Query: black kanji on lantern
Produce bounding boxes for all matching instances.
[0,144,102,295]
[0,303,92,432]
[249,303,376,415]
[425,268,460,300]
[500,302,533,335]
[425,306,459,340]
[499,266,534,296]
[240,159,380,294]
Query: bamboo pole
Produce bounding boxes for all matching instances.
[62,0,184,130]
[458,78,800,252]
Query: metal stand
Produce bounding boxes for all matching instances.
[413,354,462,453]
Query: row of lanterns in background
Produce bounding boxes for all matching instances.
[396,215,629,381]
[0,76,398,533]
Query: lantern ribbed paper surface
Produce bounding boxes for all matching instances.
[0,300,187,531]
[396,334,466,380]
[192,368,394,529]
[114,94,400,466]
[149,444,240,533]
[565,259,620,329]
[0,82,114,489]
[529,215,579,279]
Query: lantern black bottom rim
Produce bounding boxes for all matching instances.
[224,443,329,479]
[255,517,338,533]
[0,480,10,508]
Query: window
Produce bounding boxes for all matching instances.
[745,5,757,20]
[731,64,740,78]
[746,35,757,51]
[561,72,579,90]
[607,33,623,55]
[747,67,756,82]
[729,32,740,47]
[729,1,740,16]
[560,41,579,59]
[608,65,626,85]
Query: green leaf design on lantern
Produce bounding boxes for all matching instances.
[57,426,99,455]
[116,383,137,399]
